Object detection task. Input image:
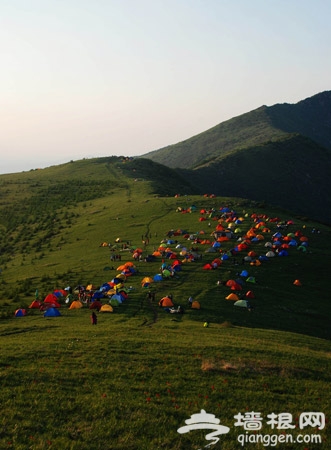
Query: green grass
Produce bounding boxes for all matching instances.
[0,160,330,449]
[1,314,330,449]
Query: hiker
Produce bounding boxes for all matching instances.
[188,296,193,307]
[91,311,97,325]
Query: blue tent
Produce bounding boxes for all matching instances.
[44,307,61,317]
[92,291,104,300]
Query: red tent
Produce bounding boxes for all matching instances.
[44,294,61,308]
[29,300,41,309]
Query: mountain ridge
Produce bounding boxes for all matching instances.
[139,90,331,223]
[141,90,331,169]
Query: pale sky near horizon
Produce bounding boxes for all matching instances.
[1,0,330,174]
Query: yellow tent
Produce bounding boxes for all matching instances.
[69,300,83,309]
[116,273,126,280]
[86,284,97,291]
[141,277,153,285]
[100,304,113,313]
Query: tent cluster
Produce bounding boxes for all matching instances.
[23,262,138,317]
[200,211,309,309]
[15,203,311,321]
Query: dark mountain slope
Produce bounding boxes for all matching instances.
[186,134,331,224]
[267,90,331,150]
[142,91,331,169]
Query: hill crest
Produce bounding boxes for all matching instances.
[141,90,331,169]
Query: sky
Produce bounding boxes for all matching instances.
[1,0,330,174]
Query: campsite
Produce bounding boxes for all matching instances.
[0,159,330,449]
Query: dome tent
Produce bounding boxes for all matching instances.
[44,308,61,317]
[159,297,174,307]
[191,301,201,309]
[69,300,83,309]
[100,304,113,313]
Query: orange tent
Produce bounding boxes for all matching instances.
[69,300,83,309]
[191,301,201,309]
[159,297,174,307]
[226,293,239,301]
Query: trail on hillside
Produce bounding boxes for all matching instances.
[105,163,132,200]
[133,292,158,326]
[142,198,174,239]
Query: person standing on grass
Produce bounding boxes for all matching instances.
[91,311,97,325]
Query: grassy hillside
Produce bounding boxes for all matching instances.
[0,158,330,449]
[142,106,286,169]
[0,158,330,337]
[142,90,331,170]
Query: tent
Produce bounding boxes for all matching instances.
[109,298,120,306]
[44,294,58,303]
[245,290,255,299]
[44,293,61,305]
[86,284,97,291]
[153,274,163,282]
[246,276,256,284]
[100,304,113,313]
[226,293,239,301]
[110,294,124,303]
[29,300,41,309]
[69,300,83,309]
[226,280,242,290]
[44,308,61,317]
[234,300,250,308]
[14,308,26,317]
[141,276,153,287]
[53,289,67,297]
[191,301,201,309]
[159,297,174,307]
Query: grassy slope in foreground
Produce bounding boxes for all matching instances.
[0,314,330,450]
